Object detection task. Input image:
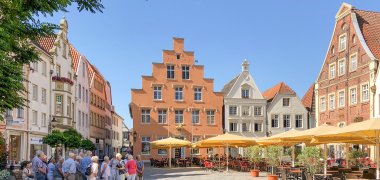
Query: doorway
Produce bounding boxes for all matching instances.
[175,136,185,159]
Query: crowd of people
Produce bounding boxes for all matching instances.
[20,150,145,180]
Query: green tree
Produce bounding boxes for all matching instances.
[81,139,96,151]
[42,130,65,148]
[298,147,323,179]
[0,133,7,170]
[244,146,262,169]
[348,149,366,167]
[266,146,282,174]
[0,0,104,121]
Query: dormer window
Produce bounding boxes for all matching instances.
[241,89,249,99]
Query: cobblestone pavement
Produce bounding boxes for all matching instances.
[144,165,269,180]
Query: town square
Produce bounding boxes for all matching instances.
[1,1,380,180]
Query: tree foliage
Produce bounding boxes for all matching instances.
[81,139,96,151]
[348,149,366,166]
[43,130,65,147]
[298,147,323,177]
[0,0,104,121]
[265,146,282,175]
[244,146,262,169]
[0,133,7,170]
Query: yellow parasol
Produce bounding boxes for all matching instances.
[196,133,257,171]
[150,137,192,168]
[313,118,380,179]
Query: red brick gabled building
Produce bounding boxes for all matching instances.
[315,3,380,127]
[130,38,224,160]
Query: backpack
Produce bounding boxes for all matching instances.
[85,164,92,176]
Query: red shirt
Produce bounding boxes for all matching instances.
[125,160,137,175]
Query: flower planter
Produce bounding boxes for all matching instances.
[250,169,260,177]
[267,174,278,180]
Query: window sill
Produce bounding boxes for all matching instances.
[207,124,217,126]
[141,123,151,125]
[192,123,201,126]
[153,99,164,102]
[166,78,176,80]
[175,100,185,102]
[158,123,168,125]
[361,100,369,104]
[194,100,203,103]
[141,154,151,156]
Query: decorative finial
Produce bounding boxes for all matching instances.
[242,59,249,72]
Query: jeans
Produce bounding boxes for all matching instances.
[81,173,87,180]
[35,173,47,180]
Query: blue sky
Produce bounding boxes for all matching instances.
[41,1,380,128]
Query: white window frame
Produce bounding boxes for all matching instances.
[283,98,290,107]
[42,61,47,76]
[242,106,250,116]
[32,84,38,101]
[283,114,291,128]
[338,90,345,108]
[271,114,279,128]
[242,122,250,132]
[295,115,303,128]
[254,106,262,116]
[207,110,215,125]
[192,110,200,124]
[167,65,175,79]
[32,110,38,125]
[329,63,336,79]
[141,137,151,155]
[158,109,167,124]
[175,110,184,124]
[320,96,326,112]
[153,86,162,100]
[338,58,345,76]
[182,65,190,80]
[194,87,202,101]
[241,89,250,98]
[361,83,369,102]
[229,106,237,116]
[339,33,347,51]
[229,122,238,132]
[41,113,47,127]
[254,123,262,132]
[191,136,201,155]
[41,88,47,104]
[141,109,150,124]
[17,108,24,118]
[350,53,358,72]
[329,93,335,110]
[175,87,183,101]
[350,87,357,105]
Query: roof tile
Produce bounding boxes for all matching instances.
[354,9,380,60]
[262,82,296,101]
[302,83,315,109]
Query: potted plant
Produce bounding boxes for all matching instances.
[266,146,282,180]
[245,146,262,177]
[348,149,365,169]
[298,147,323,180]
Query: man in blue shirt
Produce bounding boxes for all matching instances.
[62,153,77,180]
[80,151,92,180]
[32,150,47,180]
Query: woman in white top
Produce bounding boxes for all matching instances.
[100,156,111,180]
[22,161,34,180]
[87,156,99,180]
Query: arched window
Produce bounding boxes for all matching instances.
[352,34,356,44]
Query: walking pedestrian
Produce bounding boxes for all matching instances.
[135,156,144,180]
[115,153,126,180]
[47,158,57,180]
[54,157,64,180]
[87,156,99,180]
[109,153,119,180]
[100,156,111,180]
[125,155,136,180]
[75,155,83,180]
[62,153,77,180]
[21,161,34,180]
[80,151,92,180]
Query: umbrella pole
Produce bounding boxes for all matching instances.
[292,145,295,167]
[324,144,327,175]
[227,145,229,172]
[219,147,221,170]
[169,146,172,168]
[376,131,379,180]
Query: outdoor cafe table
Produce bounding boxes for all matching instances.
[314,173,332,180]
[289,169,302,180]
